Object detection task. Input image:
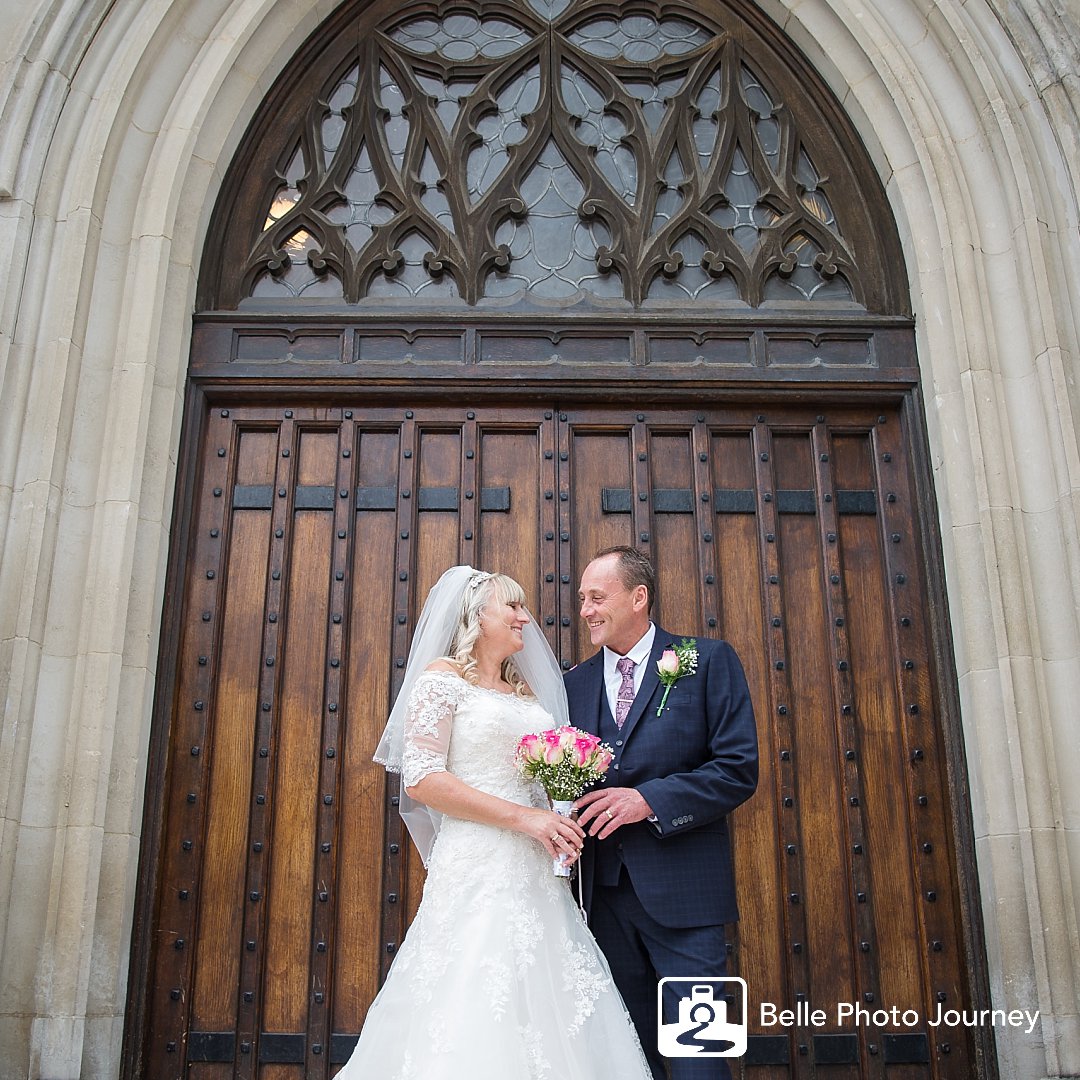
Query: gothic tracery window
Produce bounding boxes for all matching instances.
[226,0,886,312]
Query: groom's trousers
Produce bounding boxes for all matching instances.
[590,866,732,1080]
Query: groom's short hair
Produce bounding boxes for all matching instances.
[592,546,656,613]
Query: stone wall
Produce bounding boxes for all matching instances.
[0,1,1077,1077]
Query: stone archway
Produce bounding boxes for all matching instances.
[0,3,1077,1079]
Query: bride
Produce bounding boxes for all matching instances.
[337,565,652,1079]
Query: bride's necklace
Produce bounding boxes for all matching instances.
[472,655,509,692]
[475,676,512,693]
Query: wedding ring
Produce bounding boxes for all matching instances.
[604,808,614,820]
[551,833,559,843]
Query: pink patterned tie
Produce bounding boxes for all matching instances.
[615,657,636,729]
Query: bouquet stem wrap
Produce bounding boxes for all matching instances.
[551,800,577,877]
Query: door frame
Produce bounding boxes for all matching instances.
[121,375,996,1080]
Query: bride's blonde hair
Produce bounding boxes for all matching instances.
[443,572,531,697]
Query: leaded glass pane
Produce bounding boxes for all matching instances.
[741,65,781,176]
[367,231,462,298]
[797,149,838,233]
[418,146,453,231]
[570,15,711,60]
[563,66,636,204]
[327,141,394,252]
[322,65,358,166]
[389,13,530,59]
[651,150,687,235]
[251,230,344,299]
[764,233,853,302]
[467,64,541,199]
[263,145,306,231]
[523,0,571,18]
[415,73,479,132]
[379,66,410,171]
[711,146,772,251]
[645,232,741,302]
[623,75,687,137]
[484,140,623,300]
[692,67,724,169]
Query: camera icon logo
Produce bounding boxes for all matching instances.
[657,977,747,1058]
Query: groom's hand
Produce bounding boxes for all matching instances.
[575,788,654,839]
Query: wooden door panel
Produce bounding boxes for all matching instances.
[476,424,547,615]
[191,482,267,1034]
[335,423,399,1033]
[564,427,637,660]
[709,428,787,1080]
[140,399,975,1079]
[648,430,702,629]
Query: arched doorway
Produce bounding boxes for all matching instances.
[124,0,992,1076]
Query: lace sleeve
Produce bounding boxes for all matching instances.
[402,671,462,789]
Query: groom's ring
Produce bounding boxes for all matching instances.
[604,809,614,820]
[551,833,559,842]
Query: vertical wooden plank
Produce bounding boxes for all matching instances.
[812,420,885,1080]
[477,424,542,604]
[750,419,809,1079]
[832,432,922,1016]
[649,428,702,631]
[144,403,235,1072]
[404,424,463,916]
[714,425,791,1080]
[336,425,398,1031]
[262,428,336,1042]
[191,428,277,1036]
[772,432,857,1050]
[875,411,972,1077]
[565,424,633,664]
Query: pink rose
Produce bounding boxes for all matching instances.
[542,731,564,764]
[572,736,596,767]
[517,733,541,762]
[594,746,614,772]
[657,649,679,677]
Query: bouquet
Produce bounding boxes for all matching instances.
[515,726,614,876]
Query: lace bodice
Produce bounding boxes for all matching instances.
[402,669,552,808]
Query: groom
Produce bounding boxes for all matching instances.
[568,547,758,1080]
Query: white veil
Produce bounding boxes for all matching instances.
[373,565,568,864]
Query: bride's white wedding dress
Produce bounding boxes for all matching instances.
[338,670,652,1080]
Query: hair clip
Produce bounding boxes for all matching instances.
[468,571,493,591]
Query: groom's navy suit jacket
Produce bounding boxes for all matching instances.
[566,627,758,928]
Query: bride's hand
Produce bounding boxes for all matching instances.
[519,807,585,864]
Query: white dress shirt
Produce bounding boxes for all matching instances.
[602,623,656,721]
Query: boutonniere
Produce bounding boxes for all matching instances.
[655,638,698,716]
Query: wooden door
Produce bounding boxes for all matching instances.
[137,397,976,1078]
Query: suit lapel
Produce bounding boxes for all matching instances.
[618,626,670,745]
[575,654,605,736]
